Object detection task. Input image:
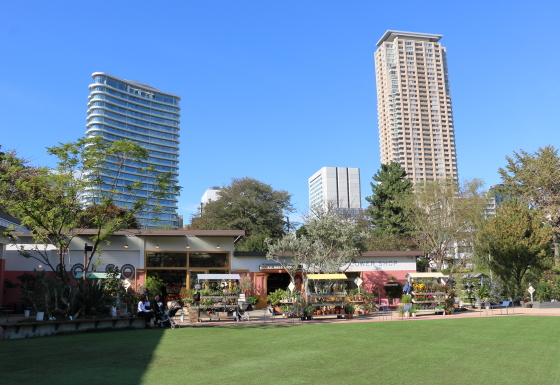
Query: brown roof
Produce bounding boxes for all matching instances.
[11,229,245,238]
[362,251,424,257]
[235,250,423,257]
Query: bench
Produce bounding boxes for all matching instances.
[487,301,514,315]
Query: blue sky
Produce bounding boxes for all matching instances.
[1,1,558,225]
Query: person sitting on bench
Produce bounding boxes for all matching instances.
[137,294,153,329]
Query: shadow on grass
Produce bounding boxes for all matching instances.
[0,325,166,385]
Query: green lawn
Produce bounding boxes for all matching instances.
[2,316,560,384]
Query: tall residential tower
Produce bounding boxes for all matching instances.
[374,30,458,182]
[86,72,180,228]
[308,167,361,217]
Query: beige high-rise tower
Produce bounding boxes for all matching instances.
[375,30,458,182]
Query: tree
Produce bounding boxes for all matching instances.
[0,136,180,284]
[477,200,552,299]
[266,213,367,296]
[190,177,294,251]
[497,146,560,264]
[78,204,140,229]
[366,162,413,236]
[407,178,487,273]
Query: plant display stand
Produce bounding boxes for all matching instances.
[196,273,242,322]
[406,273,448,316]
[306,274,349,319]
[460,274,489,308]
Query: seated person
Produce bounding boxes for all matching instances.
[137,294,153,328]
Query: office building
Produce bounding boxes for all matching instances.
[309,167,361,217]
[201,186,222,205]
[86,72,180,228]
[375,30,458,182]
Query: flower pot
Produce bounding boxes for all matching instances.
[347,314,353,319]
[412,313,417,318]
[36,311,44,321]
[24,310,30,317]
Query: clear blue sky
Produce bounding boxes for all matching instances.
[1,1,558,225]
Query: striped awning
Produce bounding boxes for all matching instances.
[307,274,348,280]
[197,274,241,281]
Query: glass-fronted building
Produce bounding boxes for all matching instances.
[86,72,180,228]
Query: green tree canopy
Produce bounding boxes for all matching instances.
[408,178,487,273]
[366,162,413,236]
[190,177,294,251]
[477,200,552,299]
[266,213,367,293]
[78,204,140,229]
[497,146,560,264]
[0,136,180,284]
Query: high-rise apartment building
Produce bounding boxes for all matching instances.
[309,167,361,217]
[375,30,458,182]
[86,72,180,228]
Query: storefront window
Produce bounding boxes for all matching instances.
[146,253,187,267]
[189,253,228,268]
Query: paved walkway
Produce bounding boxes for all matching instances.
[3,307,558,328]
[172,306,560,327]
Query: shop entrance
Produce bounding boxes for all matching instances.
[267,273,291,294]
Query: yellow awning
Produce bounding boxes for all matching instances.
[307,274,348,280]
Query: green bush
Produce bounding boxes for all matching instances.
[267,289,288,306]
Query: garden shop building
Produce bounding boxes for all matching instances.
[1,229,423,309]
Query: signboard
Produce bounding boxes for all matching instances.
[344,257,416,272]
[259,264,296,271]
[288,282,295,292]
[354,277,363,287]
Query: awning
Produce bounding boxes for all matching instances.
[406,272,445,278]
[307,274,348,280]
[75,272,109,279]
[197,274,241,281]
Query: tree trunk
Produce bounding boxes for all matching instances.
[553,233,559,267]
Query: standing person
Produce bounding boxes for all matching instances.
[138,294,153,329]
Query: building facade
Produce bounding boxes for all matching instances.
[86,73,181,228]
[201,186,222,205]
[375,30,458,183]
[2,230,420,310]
[309,167,361,217]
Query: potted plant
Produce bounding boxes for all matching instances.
[247,295,260,310]
[345,302,355,319]
[267,289,288,313]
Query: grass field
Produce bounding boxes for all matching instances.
[2,316,560,384]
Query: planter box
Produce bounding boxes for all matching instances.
[0,317,145,340]
[531,302,560,309]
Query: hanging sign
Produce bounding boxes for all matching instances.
[288,282,295,292]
